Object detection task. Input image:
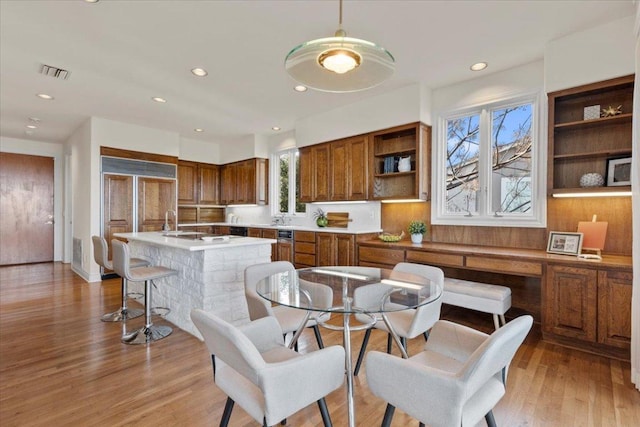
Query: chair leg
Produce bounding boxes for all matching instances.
[317,397,333,427]
[354,328,372,376]
[211,355,216,379]
[485,410,497,427]
[493,314,500,330]
[499,314,506,326]
[220,397,234,427]
[419,423,425,427]
[313,324,325,349]
[386,333,392,353]
[423,330,429,341]
[381,404,395,427]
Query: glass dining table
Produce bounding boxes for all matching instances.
[255,266,442,427]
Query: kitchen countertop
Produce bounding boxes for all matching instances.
[114,231,276,251]
[178,222,383,235]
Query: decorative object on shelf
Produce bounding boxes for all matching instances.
[378,231,404,243]
[576,215,608,260]
[407,220,426,244]
[313,208,329,227]
[546,231,584,256]
[606,157,632,186]
[397,156,411,172]
[583,105,600,120]
[601,105,622,117]
[284,0,394,93]
[579,172,604,188]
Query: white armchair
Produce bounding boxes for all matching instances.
[245,261,333,350]
[366,315,533,427]
[191,309,345,427]
[353,262,444,375]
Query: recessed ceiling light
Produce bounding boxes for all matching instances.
[36,93,54,100]
[194,128,204,132]
[26,124,38,129]
[191,68,208,77]
[470,62,488,71]
[84,0,100,3]
[152,97,167,103]
[294,85,308,92]
[28,117,41,123]
[272,126,281,131]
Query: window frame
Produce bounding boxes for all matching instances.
[270,148,305,216]
[432,91,546,227]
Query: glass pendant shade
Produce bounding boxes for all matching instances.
[285,35,395,92]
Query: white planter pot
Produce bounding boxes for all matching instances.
[411,233,423,244]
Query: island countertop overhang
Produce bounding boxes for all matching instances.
[113,231,276,251]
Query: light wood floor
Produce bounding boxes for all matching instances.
[1,263,638,427]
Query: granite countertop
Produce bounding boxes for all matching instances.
[114,231,276,251]
[178,222,382,235]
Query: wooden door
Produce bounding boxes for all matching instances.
[199,164,220,205]
[316,233,335,266]
[348,136,368,200]
[330,140,349,200]
[236,160,255,204]
[0,152,54,265]
[335,233,355,266]
[312,144,330,201]
[277,240,294,263]
[597,270,632,349]
[298,147,313,202]
[138,177,176,232]
[103,174,134,266]
[177,160,198,204]
[220,163,236,204]
[543,265,597,342]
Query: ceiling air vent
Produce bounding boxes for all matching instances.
[39,64,70,80]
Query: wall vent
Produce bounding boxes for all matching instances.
[72,237,82,269]
[40,64,70,80]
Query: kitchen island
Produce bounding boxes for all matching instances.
[113,231,276,339]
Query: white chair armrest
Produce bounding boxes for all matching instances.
[366,351,463,425]
[425,320,489,363]
[239,317,284,353]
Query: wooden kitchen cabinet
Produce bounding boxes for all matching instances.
[299,136,368,202]
[544,263,631,357]
[317,233,356,266]
[178,160,220,205]
[294,230,317,268]
[137,177,177,232]
[220,158,268,205]
[249,228,278,261]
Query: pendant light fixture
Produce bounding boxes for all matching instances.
[284,0,394,93]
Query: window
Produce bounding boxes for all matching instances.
[273,149,305,215]
[433,93,545,227]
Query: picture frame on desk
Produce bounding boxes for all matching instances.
[547,231,583,256]
[606,157,632,186]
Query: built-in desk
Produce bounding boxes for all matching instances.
[357,240,633,360]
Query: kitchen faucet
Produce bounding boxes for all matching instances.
[164,210,177,232]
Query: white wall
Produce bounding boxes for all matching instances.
[179,137,221,163]
[295,84,423,147]
[91,117,180,156]
[545,16,635,93]
[0,136,65,262]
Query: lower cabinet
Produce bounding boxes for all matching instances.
[357,246,405,269]
[294,231,316,268]
[317,233,355,266]
[544,264,631,357]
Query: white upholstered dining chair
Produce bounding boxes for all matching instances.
[244,261,333,350]
[353,262,444,375]
[366,315,533,427]
[190,309,345,427]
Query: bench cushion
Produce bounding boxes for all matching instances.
[443,278,511,315]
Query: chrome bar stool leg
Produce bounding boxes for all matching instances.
[122,279,172,345]
[101,277,144,322]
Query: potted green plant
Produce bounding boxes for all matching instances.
[408,220,426,244]
[313,208,329,227]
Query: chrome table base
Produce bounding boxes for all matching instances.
[122,324,172,345]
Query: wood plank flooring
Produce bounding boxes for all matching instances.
[1,263,639,427]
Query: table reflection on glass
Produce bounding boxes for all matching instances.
[255,266,442,427]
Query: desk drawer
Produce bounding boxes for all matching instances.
[359,246,404,267]
[406,250,464,268]
[295,230,316,243]
[466,256,542,277]
[295,253,316,266]
[295,241,316,254]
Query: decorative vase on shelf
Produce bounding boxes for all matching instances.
[397,156,411,172]
[411,233,423,244]
[579,172,604,188]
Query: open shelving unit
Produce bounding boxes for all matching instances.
[548,75,634,196]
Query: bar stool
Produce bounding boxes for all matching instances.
[92,235,148,322]
[111,239,178,345]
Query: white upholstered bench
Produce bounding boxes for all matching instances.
[442,278,512,330]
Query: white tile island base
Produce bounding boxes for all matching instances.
[115,233,275,340]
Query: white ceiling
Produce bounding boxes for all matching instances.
[0,0,635,145]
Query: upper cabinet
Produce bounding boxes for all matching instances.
[178,160,220,205]
[547,75,634,196]
[220,158,268,205]
[369,122,431,200]
[179,158,267,206]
